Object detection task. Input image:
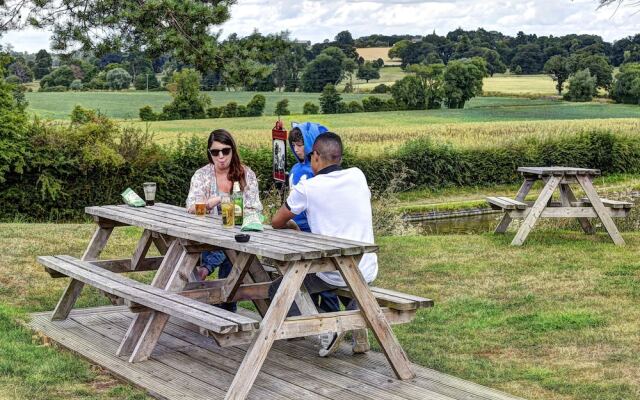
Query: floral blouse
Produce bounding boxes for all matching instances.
[186,163,263,215]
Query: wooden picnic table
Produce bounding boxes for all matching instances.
[487,167,632,246]
[42,203,430,400]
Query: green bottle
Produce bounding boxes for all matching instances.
[232,181,243,225]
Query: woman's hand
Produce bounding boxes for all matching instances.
[207,196,221,211]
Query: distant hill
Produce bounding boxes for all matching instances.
[356,47,401,66]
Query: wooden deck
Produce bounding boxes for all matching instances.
[28,306,524,400]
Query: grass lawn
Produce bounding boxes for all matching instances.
[1,223,639,399]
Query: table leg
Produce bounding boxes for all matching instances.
[333,256,415,380]
[495,179,535,233]
[116,240,183,357]
[511,176,562,246]
[576,175,625,245]
[52,225,113,320]
[127,249,200,362]
[225,250,271,317]
[131,229,154,270]
[225,260,312,400]
[559,184,594,234]
[222,253,256,301]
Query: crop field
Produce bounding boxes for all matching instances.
[483,74,558,96]
[355,47,401,65]
[25,91,389,120]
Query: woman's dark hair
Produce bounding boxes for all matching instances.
[207,129,246,190]
[288,127,303,147]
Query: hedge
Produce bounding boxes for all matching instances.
[2,115,640,222]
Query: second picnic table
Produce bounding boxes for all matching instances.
[487,167,632,246]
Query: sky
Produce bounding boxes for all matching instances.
[2,0,639,53]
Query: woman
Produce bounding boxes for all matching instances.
[186,129,262,312]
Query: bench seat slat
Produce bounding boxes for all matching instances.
[486,196,527,210]
[55,255,258,331]
[337,286,433,311]
[579,197,633,209]
[37,255,258,333]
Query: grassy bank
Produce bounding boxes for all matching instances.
[1,223,639,399]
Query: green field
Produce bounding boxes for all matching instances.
[2,223,639,400]
[25,91,388,120]
[483,74,558,96]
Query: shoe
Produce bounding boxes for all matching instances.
[196,266,209,281]
[318,331,345,357]
[351,329,370,354]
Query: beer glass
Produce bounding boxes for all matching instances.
[195,194,206,216]
[142,182,156,206]
[220,194,234,228]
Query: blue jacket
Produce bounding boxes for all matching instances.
[289,122,328,232]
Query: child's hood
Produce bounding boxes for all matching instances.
[290,122,329,162]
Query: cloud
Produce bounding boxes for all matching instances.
[2,0,639,53]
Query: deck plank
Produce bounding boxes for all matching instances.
[27,307,524,400]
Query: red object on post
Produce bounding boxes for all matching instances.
[272,119,288,183]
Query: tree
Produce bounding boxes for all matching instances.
[564,69,597,102]
[161,68,211,120]
[543,55,571,94]
[40,65,75,88]
[406,63,445,109]
[510,43,544,74]
[300,47,347,92]
[246,94,266,116]
[8,61,34,83]
[274,99,290,116]
[391,75,426,110]
[443,58,487,109]
[568,54,613,91]
[334,30,358,60]
[33,49,52,79]
[106,68,132,90]
[319,84,342,114]
[356,61,380,83]
[303,102,319,115]
[610,63,640,104]
[134,73,160,90]
[0,54,28,184]
[2,0,234,73]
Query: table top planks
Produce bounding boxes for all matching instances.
[517,166,600,176]
[85,203,378,262]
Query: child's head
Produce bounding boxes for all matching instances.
[288,127,305,161]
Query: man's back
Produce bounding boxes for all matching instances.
[288,166,377,286]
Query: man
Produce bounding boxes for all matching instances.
[271,132,376,356]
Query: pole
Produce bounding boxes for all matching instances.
[146,74,149,92]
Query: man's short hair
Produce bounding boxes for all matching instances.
[313,132,343,164]
[288,127,303,147]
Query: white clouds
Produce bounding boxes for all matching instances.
[2,0,639,53]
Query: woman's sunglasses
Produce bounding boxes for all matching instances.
[209,147,232,157]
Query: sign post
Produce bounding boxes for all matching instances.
[272,119,288,198]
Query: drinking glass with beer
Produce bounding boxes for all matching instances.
[142,182,156,206]
[220,193,234,228]
[195,194,207,216]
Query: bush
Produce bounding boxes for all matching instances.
[39,85,67,92]
[159,69,210,120]
[319,84,342,114]
[40,66,75,89]
[207,106,222,118]
[274,99,290,116]
[347,100,364,113]
[391,76,426,110]
[362,96,386,112]
[70,79,83,91]
[237,105,248,118]
[371,84,389,93]
[246,94,266,117]
[564,69,596,102]
[71,105,98,124]
[106,68,132,90]
[303,102,319,115]
[5,75,21,85]
[221,102,238,118]
[611,63,640,105]
[139,105,158,121]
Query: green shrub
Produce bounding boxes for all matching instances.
[611,63,640,105]
[207,106,222,118]
[564,69,597,102]
[39,85,67,92]
[221,102,238,118]
[362,96,385,112]
[320,84,342,114]
[71,105,98,124]
[70,79,83,91]
[237,105,248,117]
[303,102,319,115]
[347,100,364,113]
[139,105,158,121]
[134,73,160,91]
[246,94,266,117]
[274,99,290,116]
[106,68,132,90]
[371,83,389,93]
[5,75,21,85]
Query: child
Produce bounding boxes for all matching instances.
[288,122,341,313]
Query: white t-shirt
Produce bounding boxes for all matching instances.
[286,166,378,287]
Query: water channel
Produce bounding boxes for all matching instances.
[410,192,640,235]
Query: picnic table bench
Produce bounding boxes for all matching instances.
[487,167,632,246]
[37,203,433,400]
